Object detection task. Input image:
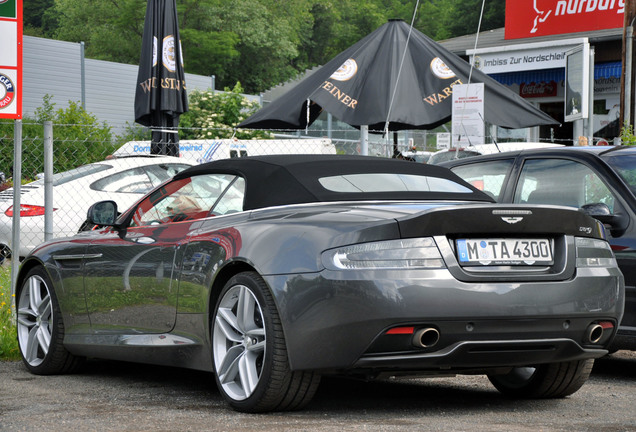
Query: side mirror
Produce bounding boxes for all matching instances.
[581,203,629,237]
[87,200,119,226]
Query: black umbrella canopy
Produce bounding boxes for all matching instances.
[239,19,557,132]
[134,0,188,155]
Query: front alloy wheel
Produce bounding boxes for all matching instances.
[212,272,320,412]
[16,266,82,374]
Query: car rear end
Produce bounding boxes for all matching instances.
[271,203,624,375]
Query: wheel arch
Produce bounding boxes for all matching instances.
[208,260,260,318]
[15,257,51,294]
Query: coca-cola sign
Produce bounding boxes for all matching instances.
[506,0,624,40]
[520,81,558,98]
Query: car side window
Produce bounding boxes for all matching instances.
[91,164,190,194]
[515,158,616,212]
[449,159,514,201]
[144,164,192,186]
[91,167,154,193]
[130,174,245,226]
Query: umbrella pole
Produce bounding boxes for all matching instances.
[151,115,179,156]
[360,125,369,156]
[393,132,399,157]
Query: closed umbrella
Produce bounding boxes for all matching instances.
[134,0,188,155]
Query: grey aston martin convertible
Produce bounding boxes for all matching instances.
[15,155,624,412]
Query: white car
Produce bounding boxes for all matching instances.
[0,156,192,261]
[427,142,564,165]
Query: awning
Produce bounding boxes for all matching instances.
[489,62,621,85]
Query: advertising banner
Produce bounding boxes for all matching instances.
[565,44,590,122]
[468,39,586,74]
[0,0,22,119]
[506,0,625,40]
[452,83,485,147]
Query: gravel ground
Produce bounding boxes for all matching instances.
[1,351,635,432]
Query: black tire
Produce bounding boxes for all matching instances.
[488,359,594,398]
[212,271,320,412]
[16,266,83,374]
[0,244,10,264]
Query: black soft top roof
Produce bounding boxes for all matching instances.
[175,154,493,210]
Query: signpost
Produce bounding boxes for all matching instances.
[0,0,22,119]
[452,83,485,147]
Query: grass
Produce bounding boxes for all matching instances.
[0,265,20,361]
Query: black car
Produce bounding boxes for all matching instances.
[440,145,636,350]
[16,154,624,412]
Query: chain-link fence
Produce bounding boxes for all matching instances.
[1,120,437,272]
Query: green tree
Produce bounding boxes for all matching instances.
[32,0,507,95]
[53,0,147,64]
[445,0,505,38]
[178,83,272,140]
[23,0,58,37]
[0,95,114,181]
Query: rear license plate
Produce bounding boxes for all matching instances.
[456,238,553,266]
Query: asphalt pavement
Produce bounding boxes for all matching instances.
[1,351,635,431]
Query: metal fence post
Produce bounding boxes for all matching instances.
[360,125,369,156]
[80,41,86,109]
[11,120,22,302]
[44,121,54,242]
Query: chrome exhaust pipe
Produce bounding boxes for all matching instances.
[412,327,440,348]
[585,324,604,344]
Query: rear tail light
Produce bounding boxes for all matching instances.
[322,238,446,270]
[575,237,616,267]
[5,205,57,217]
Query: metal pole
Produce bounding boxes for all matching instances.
[588,48,595,146]
[44,121,54,242]
[360,125,369,156]
[11,120,22,301]
[80,41,86,109]
[625,27,633,127]
[621,0,636,127]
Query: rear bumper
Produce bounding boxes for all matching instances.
[266,265,624,372]
[355,338,607,372]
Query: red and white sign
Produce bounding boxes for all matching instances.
[520,81,559,98]
[506,0,625,40]
[0,0,22,119]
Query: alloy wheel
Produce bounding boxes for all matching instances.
[213,283,266,401]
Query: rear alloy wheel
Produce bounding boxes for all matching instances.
[0,244,10,264]
[16,266,82,374]
[488,359,594,398]
[212,271,320,412]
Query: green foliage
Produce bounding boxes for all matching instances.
[53,0,147,64]
[24,0,505,94]
[0,266,19,361]
[179,83,273,140]
[117,122,151,145]
[620,124,636,146]
[0,95,115,181]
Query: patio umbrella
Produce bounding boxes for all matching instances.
[238,19,557,133]
[134,0,188,155]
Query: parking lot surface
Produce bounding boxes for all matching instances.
[1,351,635,431]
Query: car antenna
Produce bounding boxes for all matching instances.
[479,112,500,152]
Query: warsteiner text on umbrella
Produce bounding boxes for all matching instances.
[138,77,187,94]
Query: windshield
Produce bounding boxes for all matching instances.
[604,152,636,197]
